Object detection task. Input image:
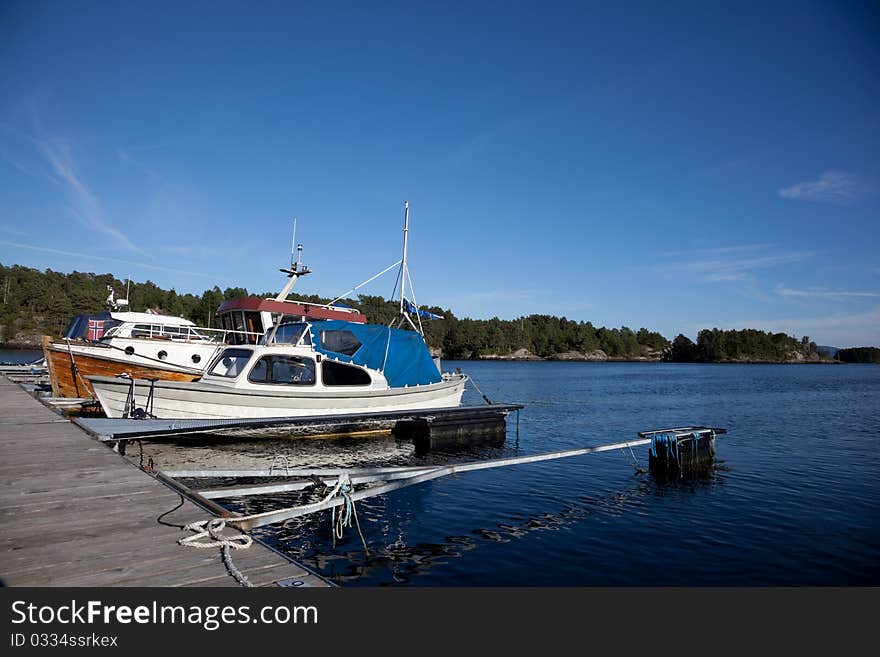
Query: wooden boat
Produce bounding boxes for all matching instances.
[42,241,367,399]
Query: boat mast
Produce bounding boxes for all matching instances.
[396,200,420,333]
[399,201,409,316]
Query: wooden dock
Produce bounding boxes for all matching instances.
[0,377,330,587]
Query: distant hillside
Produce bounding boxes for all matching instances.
[0,262,667,360]
[0,261,866,363]
[817,345,840,358]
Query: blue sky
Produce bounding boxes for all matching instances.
[1,1,878,346]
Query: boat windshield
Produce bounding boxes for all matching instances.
[207,348,253,378]
[262,322,311,346]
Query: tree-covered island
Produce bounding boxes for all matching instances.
[2,263,873,363]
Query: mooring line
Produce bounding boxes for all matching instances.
[178,518,254,587]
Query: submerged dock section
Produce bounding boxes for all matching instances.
[0,377,329,587]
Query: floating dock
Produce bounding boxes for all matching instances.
[0,376,330,587]
[73,403,524,446]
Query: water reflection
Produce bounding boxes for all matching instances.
[126,414,727,586]
[249,468,725,586]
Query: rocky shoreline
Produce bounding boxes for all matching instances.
[473,347,664,362]
[469,347,838,364]
[1,340,838,365]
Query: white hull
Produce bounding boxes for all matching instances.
[88,374,468,420]
[55,340,220,375]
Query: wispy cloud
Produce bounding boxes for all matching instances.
[0,225,29,238]
[439,107,562,169]
[663,244,771,257]
[779,171,863,204]
[36,139,142,253]
[0,150,61,186]
[118,148,159,180]
[775,285,880,300]
[163,245,218,258]
[657,245,812,283]
[0,240,216,280]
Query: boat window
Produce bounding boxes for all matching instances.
[320,329,361,356]
[248,355,316,385]
[131,323,155,338]
[160,326,185,339]
[244,311,262,344]
[207,348,253,378]
[221,313,235,334]
[262,322,310,346]
[94,319,123,339]
[321,360,371,386]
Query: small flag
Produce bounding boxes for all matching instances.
[404,300,444,320]
[88,319,105,341]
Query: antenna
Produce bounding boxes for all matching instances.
[291,218,297,269]
[274,217,311,302]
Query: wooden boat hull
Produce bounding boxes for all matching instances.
[87,373,468,420]
[42,337,202,398]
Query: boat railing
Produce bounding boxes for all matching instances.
[105,324,264,345]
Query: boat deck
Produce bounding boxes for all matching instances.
[0,376,330,587]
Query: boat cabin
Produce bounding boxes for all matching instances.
[202,320,441,390]
[62,311,208,343]
[216,298,367,345]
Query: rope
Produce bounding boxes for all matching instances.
[64,339,87,397]
[181,474,370,565]
[179,518,254,587]
[621,442,646,474]
[330,478,370,556]
[468,375,494,405]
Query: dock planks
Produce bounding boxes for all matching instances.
[0,377,329,587]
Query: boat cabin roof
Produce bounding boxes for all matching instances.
[217,297,367,323]
[109,311,195,326]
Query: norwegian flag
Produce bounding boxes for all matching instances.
[87,319,105,341]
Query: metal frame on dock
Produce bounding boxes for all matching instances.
[158,427,727,531]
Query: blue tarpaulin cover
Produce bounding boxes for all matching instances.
[310,320,441,387]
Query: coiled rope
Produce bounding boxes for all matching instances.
[331,479,370,556]
[178,474,371,581]
[178,518,254,587]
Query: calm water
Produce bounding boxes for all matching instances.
[230,361,880,586]
[0,348,43,364]
[10,347,878,585]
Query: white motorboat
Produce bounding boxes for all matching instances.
[88,319,467,419]
[88,200,468,421]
